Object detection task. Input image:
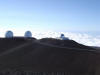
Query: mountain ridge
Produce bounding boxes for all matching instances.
[0,37,100,75]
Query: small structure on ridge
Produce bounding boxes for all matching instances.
[60,34,69,40]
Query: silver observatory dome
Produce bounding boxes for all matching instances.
[24,31,32,38]
[60,34,69,40]
[5,31,13,38]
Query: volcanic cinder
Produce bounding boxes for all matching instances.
[0,37,100,75]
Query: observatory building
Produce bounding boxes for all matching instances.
[60,34,69,40]
[5,31,13,38]
[24,31,32,38]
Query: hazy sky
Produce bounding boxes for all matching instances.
[0,0,100,33]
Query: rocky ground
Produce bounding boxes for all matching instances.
[0,37,100,75]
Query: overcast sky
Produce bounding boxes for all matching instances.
[0,0,100,35]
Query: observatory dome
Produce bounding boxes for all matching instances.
[60,34,69,40]
[24,31,32,38]
[5,31,13,38]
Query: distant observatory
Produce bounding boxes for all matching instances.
[5,31,13,38]
[60,34,69,40]
[24,31,32,38]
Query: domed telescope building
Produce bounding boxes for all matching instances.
[24,31,32,38]
[60,34,69,40]
[5,31,13,38]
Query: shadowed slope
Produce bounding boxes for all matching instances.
[0,37,100,75]
[39,38,95,50]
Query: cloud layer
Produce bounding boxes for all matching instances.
[0,31,100,47]
[32,31,100,47]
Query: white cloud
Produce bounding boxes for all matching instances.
[0,31,100,47]
[32,31,100,47]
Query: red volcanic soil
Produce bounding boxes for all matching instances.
[0,37,100,75]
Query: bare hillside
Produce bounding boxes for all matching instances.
[0,37,100,75]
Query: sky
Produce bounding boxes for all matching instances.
[0,0,100,36]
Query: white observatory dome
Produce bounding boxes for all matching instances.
[5,31,13,38]
[60,34,69,40]
[24,31,32,38]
